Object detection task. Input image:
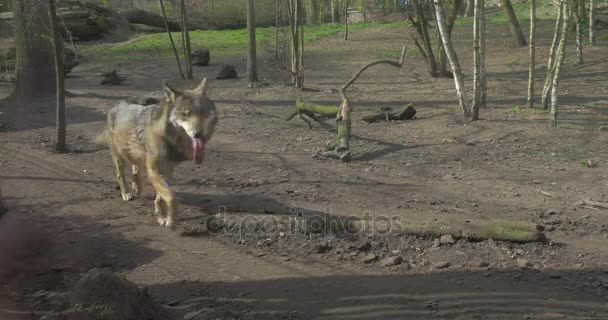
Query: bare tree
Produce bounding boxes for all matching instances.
[159,0,185,79]
[49,0,66,152]
[573,0,584,64]
[434,0,471,120]
[589,0,595,46]
[550,0,571,127]
[180,0,193,79]
[344,0,349,40]
[527,0,536,108]
[287,0,305,87]
[472,0,486,119]
[247,0,258,83]
[499,0,527,47]
[541,2,564,110]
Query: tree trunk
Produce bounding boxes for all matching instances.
[344,0,349,40]
[159,0,185,79]
[434,0,471,121]
[472,0,482,120]
[541,2,564,110]
[550,0,570,127]
[288,0,304,87]
[331,0,336,23]
[441,0,462,76]
[49,0,66,153]
[180,0,193,80]
[527,0,536,108]
[573,0,584,64]
[465,0,474,17]
[589,0,595,46]
[499,0,527,47]
[480,0,487,107]
[247,0,258,83]
[411,0,438,76]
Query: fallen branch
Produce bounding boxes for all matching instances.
[285,98,340,129]
[197,213,546,243]
[362,104,416,123]
[580,197,608,209]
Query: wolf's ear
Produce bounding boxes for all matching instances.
[192,78,209,96]
[163,81,180,102]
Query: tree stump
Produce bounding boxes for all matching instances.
[192,48,210,66]
[100,70,127,85]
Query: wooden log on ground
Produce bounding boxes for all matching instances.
[362,104,416,123]
[285,98,340,129]
[198,213,546,243]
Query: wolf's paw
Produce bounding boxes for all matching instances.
[121,193,135,201]
[165,219,175,229]
[157,216,168,226]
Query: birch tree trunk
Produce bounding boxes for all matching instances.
[472,0,482,120]
[247,0,258,83]
[288,0,304,87]
[589,0,595,46]
[49,0,66,153]
[331,0,336,23]
[480,0,487,107]
[541,2,563,110]
[573,0,583,64]
[434,0,471,120]
[550,0,570,127]
[499,0,527,47]
[527,0,536,108]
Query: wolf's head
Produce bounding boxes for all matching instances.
[164,79,218,164]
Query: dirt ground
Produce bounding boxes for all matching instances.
[2,20,608,320]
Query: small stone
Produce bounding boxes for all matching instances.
[433,261,450,269]
[184,311,202,320]
[280,257,291,262]
[471,260,489,268]
[548,272,562,279]
[515,248,525,256]
[357,241,372,252]
[517,258,531,268]
[488,239,498,250]
[381,256,404,267]
[533,180,541,184]
[167,299,180,306]
[316,242,330,254]
[433,239,441,248]
[546,209,562,215]
[362,253,378,264]
[440,234,455,244]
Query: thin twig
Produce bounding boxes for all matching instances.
[581,197,608,209]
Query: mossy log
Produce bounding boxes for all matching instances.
[285,98,340,129]
[200,213,546,243]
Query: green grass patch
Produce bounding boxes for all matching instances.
[81,21,407,65]
[579,159,598,168]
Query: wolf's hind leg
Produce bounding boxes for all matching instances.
[154,192,167,226]
[110,148,135,201]
[131,165,143,197]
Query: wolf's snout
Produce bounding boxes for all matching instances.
[193,132,203,140]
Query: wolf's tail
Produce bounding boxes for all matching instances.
[93,130,110,146]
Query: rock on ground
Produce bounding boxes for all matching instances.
[70,268,166,320]
[216,64,238,79]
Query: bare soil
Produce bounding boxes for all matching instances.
[2,21,608,320]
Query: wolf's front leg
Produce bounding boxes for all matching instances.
[147,163,177,228]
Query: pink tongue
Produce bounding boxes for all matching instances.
[191,138,206,164]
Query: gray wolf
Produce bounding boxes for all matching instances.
[96,79,217,227]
